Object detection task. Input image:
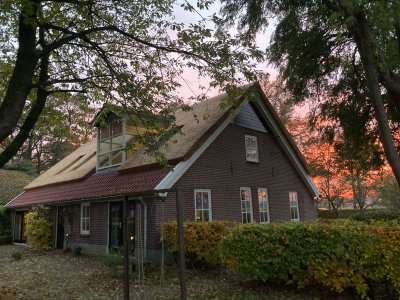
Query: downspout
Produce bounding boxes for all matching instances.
[138,197,147,262]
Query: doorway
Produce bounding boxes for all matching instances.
[13,211,27,243]
[56,207,64,249]
[109,201,135,252]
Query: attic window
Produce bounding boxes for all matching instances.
[97,119,124,169]
[245,135,259,162]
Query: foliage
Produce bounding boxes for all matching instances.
[318,209,361,220]
[24,205,52,251]
[102,253,124,267]
[11,251,22,261]
[220,221,400,298]
[350,210,400,223]
[219,0,400,186]
[162,220,234,266]
[191,289,271,300]
[372,174,400,210]
[2,160,37,176]
[0,0,263,168]
[0,204,11,243]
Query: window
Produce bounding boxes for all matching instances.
[97,119,124,169]
[245,135,259,162]
[81,203,90,234]
[240,187,253,223]
[258,188,270,223]
[194,189,212,221]
[289,192,300,221]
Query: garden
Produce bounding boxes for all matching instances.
[1,209,399,299]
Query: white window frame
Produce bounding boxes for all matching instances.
[194,189,212,221]
[80,203,90,235]
[258,188,270,223]
[240,187,253,223]
[97,118,126,170]
[245,135,259,162]
[289,191,300,222]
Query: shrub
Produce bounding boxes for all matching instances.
[103,253,124,267]
[24,205,52,251]
[220,221,400,298]
[11,251,22,261]
[350,210,400,222]
[162,220,234,266]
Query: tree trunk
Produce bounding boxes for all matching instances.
[348,11,400,187]
[0,0,39,143]
[0,52,50,168]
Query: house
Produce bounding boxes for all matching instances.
[6,83,319,261]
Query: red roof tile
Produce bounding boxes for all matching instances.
[6,168,167,208]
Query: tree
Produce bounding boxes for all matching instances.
[220,0,400,186]
[0,0,262,167]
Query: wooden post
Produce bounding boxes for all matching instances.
[176,189,187,300]
[123,195,129,300]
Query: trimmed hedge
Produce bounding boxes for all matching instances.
[162,220,234,265]
[220,221,400,298]
[350,210,400,222]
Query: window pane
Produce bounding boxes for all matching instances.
[98,154,110,168]
[195,193,201,209]
[99,139,110,154]
[203,193,209,209]
[111,120,122,136]
[111,134,123,151]
[203,210,210,221]
[111,150,123,165]
[99,126,110,141]
[196,210,201,221]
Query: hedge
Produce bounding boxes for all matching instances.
[350,210,400,222]
[162,220,234,265]
[220,221,400,298]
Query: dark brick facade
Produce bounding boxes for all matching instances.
[63,201,108,247]
[148,123,317,250]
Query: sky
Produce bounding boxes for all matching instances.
[172,0,278,101]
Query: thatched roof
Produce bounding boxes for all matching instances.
[0,170,34,204]
[20,83,316,196]
[25,140,96,189]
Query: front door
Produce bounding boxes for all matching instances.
[13,211,27,243]
[56,207,64,249]
[109,201,135,252]
[109,202,123,252]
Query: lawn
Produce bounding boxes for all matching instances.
[0,245,349,300]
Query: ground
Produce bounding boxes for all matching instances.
[0,245,353,300]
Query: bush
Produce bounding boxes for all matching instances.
[24,205,52,251]
[11,251,22,261]
[318,209,371,219]
[162,220,234,266]
[220,221,400,298]
[350,210,400,222]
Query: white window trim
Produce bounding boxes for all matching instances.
[240,187,253,223]
[258,188,270,223]
[80,203,90,235]
[289,191,300,222]
[245,135,259,162]
[97,118,126,170]
[194,189,212,221]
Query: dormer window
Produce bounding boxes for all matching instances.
[97,118,125,169]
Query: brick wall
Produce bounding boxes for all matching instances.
[149,123,317,249]
[64,201,108,246]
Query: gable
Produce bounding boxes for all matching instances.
[234,102,270,133]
